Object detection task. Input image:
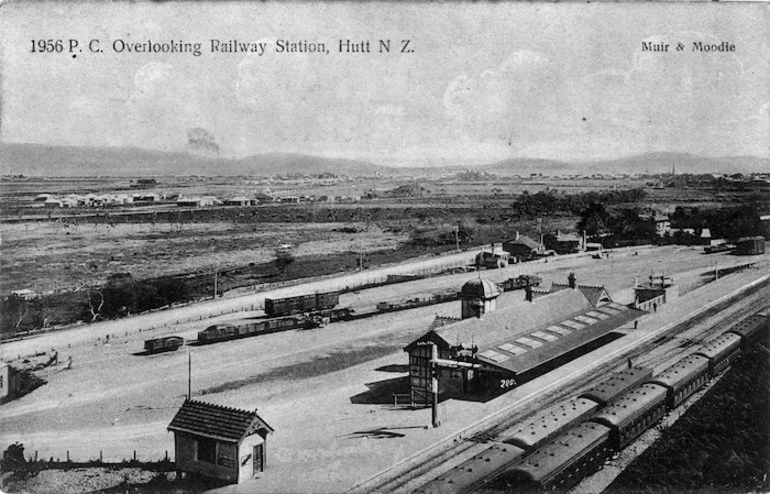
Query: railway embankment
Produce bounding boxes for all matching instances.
[347,267,770,494]
[603,327,770,494]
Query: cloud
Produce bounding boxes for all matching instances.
[186,127,220,154]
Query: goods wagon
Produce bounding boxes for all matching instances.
[264,291,340,317]
[144,336,184,354]
[198,317,301,344]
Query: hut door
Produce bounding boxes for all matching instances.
[253,444,264,474]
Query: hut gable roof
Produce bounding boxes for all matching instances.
[168,399,273,442]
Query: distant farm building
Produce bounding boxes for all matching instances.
[168,400,274,484]
[502,232,546,260]
[404,274,644,405]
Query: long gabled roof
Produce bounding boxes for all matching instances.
[406,289,594,353]
[475,301,643,375]
[167,399,274,443]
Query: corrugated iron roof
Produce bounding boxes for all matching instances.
[428,289,594,351]
[475,304,644,375]
[167,399,273,442]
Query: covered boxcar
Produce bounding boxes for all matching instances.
[413,444,526,494]
[590,383,668,449]
[264,291,340,317]
[144,336,184,354]
[502,397,599,451]
[501,423,612,492]
[649,354,710,408]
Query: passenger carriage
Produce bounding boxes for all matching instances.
[501,423,612,492]
[502,397,599,451]
[649,354,710,408]
[590,383,668,449]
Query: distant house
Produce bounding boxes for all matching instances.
[502,232,545,260]
[224,197,252,207]
[33,194,53,202]
[543,230,583,254]
[134,193,160,203]
[177,197,202,207]
[44,198,63,208]
[649,213,671,237]
[168,400,274,484]
[200,196,219,207]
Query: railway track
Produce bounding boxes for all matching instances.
[356,276,770,494]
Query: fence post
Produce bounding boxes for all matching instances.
[66,450,70,462]
[100,450,103,463]
[133,450,137,461]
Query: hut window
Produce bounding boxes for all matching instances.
[197,437,217,464]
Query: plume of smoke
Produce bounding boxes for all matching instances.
[186,127,220,154]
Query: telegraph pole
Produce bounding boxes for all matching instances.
[187,351,192,400]
[453,226,460,252]
[431,344,440,428]
[212,264,219,299]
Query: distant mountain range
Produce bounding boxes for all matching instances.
[1,143,767,177]
[0,143,393,177]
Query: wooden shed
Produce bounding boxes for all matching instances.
[168,399,274,484]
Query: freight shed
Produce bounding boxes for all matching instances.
[405,276,645,404]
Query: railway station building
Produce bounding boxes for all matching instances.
[404,275,645,405]
[168,400,274,485]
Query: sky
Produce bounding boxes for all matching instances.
[1,2,768,167]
